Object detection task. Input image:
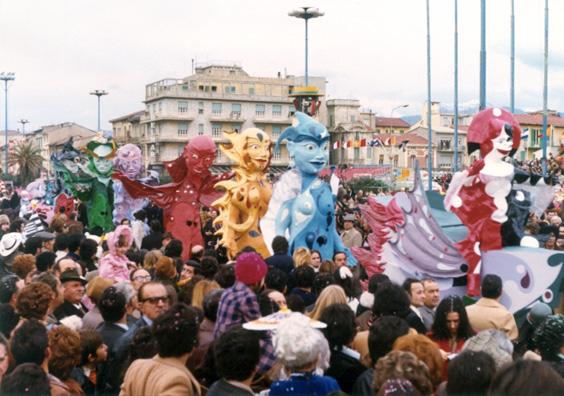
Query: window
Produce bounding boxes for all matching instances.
[272,104,282,117]
[329,115,335,127]
[178,101,188,113]
[198,85,204,92]
[272,125,281,138]
[158,102,162,112]
[217,150,223,160]
[212,103,222,115]
[439,139,451,151]
[249,87,255,95]
[182,84,188,91]
[198,101,204,114]
[273,147,281,160]
[198,123,204,135]
[224,86,236,93]
[212,123,222,138]
[231,103,241,116]
[354,148,360,160]
[231,124,240,133]
[351,115,356,122]
[255,104,265,117]
[393,155,399,167]
[367,146,373,159]
[178,122,188,136]
[211,86,217,92]
[379,154,384,165]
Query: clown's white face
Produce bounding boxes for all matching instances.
[492,125,513,156]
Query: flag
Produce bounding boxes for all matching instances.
[333,140,340,149]
[360,138,367,147]
[354,140,360,148]
[398,140,409,151]
[521,128,529,140]
[346,139,353,148]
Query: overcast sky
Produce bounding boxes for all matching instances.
[1,0,563,132]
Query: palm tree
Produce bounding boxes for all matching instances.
[8,141,44,185]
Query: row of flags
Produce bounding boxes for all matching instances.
[333,136,409,151]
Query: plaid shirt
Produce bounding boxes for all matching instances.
[213,281,276,374]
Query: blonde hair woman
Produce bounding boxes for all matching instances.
[143,249,163,270]
[293,247,312,268]
[308,285,348,321]
[191,279,220,310]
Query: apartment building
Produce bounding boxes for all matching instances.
[110,64,326,174]
[514,111,564,161]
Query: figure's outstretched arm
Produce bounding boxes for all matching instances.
[274,199,293,238]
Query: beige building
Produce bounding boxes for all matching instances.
[110,64,327,174]
[513,111,564,161]
[26,122,97,172]
[327,99,426,169]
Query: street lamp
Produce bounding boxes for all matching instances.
[1,72,15,176]
[19,119,29,134]
[89,89,108,131]
[288,6,324,86]
[391,104,409,117]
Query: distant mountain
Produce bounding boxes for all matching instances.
[401,115,421,126]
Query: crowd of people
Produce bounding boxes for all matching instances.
[0,181,563,396]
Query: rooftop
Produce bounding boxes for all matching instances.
[514,113,564,128]
[373,117,410,128]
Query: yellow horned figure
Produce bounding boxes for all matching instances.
[213,128,272,259]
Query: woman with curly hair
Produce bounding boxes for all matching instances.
[429,295,474,355]
[48,326,83,395]
[393,334,444,389]
[373,350,433,396]
[15,282,54,324]
[12,254,36,284]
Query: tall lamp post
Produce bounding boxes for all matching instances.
[454,0,459,171]
[426,0,433,191]
[19,119,29,134]
[1,72,15,176]
[90,89,108,131]
[541,0,549,175]
[288,7,324,86]
[391,104,409,118]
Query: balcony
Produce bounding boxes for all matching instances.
[209,112,246,123]
[145,85,293,104]
[140,114,194,124]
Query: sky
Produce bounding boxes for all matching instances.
[1,0,563,132]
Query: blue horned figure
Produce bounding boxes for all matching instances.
[262,112,357,266]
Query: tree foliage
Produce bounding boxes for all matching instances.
[8,141,44,185]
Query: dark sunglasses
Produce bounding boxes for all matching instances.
[141,296,169,304]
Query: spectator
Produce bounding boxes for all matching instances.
[312,272,335,298]
[65,233,83,262]
[0,363,51,396]
[488,360,564,396]
[270,316,340,395]
[402,278,427,334]
[393,334,444,389]
[53,269,88,320]
[200,256,219,280]
[265,267,288,294]
[76,330,108,395]
[11,254,36,283]
[446,350,496,396]
[15,281,53,322]
[419,279,440,331]
[78,238,98,274]
[48,326,83,394]
[462,329,513,370]
[96,286,129,395]
[114,281,171,362]
[532,314,564,376]
[430,296,474,355]
[0,232,24,277]
[0,274,23,308]
[154,256,178,286]
[98,226,135,282]
[265,289,287,310]
[36,251,57,272]
[10,319,70,395]
[0,333,8,383]
[191,279,220,310]
[120,304,201,396]
[332,251,348,268]
[164,239,183,260]
[356,273,391,331]
[288,265,316,306]
[141,220,163,251]
[142,249,162,272]
[352,316,411,396]
[81,277,113,331]
[333,266,360,313]
[341,213,363,248]
[207,326,261,396]
[514,302,552,357]
[292,247,312,268]
[319,259,338,274]
[465,274,518,340]
[265,236,294,276]
[53,259,82,278]
[308,285,347,321]
[0,303,19,338]
[213,252,274,375]
[129,268,151,291]
[372,351,433,396]
[310,249,322,272]
[321,303,365,393]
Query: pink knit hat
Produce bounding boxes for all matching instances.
[235,252,268,285]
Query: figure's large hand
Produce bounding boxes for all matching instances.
[468,159,485,177]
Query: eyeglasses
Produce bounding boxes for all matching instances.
[141,296,169,304]
[133,275,151,282]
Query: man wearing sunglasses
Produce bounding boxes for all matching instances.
[114,281,170,362]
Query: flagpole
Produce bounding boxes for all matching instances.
[426,0,433,190]
[541,0,549,175]
[454,0,459,172]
